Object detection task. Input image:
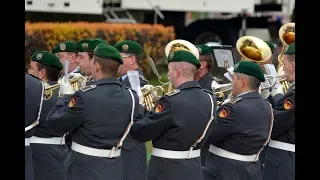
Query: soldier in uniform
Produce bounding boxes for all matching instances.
[46,43,139,180]
[113,40,148,180]
[194,44,219,167]
[130,49,216,180]
[204,61,273,180]
[25,72,44,180]
[52,41,80,77]
[195,44,223,91]
[261,43,295,180]
[28,51,68,180]
[76,38,107,85]
[258,41,275,170]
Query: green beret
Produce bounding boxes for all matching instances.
[264,41,275,54]
[196,45,212,55]
[93,38,108,45]
[76,38,98,52]
[31,51,63,71]
[234,61,265,82]
[167,50,201,69]
[93,43,123,64]
[284,43,295,55]
[53,41,77,53]
[113,40,142,54]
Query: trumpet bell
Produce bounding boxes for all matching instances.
[236,36,272,63]
[165,39,200,59]
[279,23,295,46]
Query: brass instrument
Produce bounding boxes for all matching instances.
[211,81,232,106]
[277,22,295,93]
[142,39,199,111]
[44,75,88,99]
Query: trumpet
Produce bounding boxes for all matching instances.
[44,75,88,99]
[141,82,172,111]
[212,81,232,106]
[277,22,295,93]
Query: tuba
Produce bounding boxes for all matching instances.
[141,39,199,111]
[277,22,295,93]
[44,75,88,99]
[236,35,280,91]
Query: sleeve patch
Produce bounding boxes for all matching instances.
[219,107,230,118]
[283,97,294,110]
[155,102,164,113]
[68,96,78,108]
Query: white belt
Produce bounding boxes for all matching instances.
[151,147,201,159]
[71,141,121,158]
[30,136,65,145]
[25,138,30,146]
[268,140,295,152]
[209,145,259,162]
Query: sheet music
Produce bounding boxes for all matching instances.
[213,49,235,68]
[127,70,142,96]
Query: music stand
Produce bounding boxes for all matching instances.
[210,45,237,69]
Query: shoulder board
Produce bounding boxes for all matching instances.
[123,86,137,93]
[80,85,96,92]
[203,89,213,94]
[212,76,223,82]
[165,89,180,97]
[139,75,149,83]
[228,97,242,104]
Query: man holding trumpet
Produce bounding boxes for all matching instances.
[261,43,295,180]
[204,61,274,180]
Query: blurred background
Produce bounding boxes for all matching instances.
[25,0,295,161]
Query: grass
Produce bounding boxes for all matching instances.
[144,72,168,161]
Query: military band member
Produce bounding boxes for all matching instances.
[258,41,275,170]
[52,41,80,77]
[28,51,68,180]
[76,38,107,85]
[53,40,82,149]
[194,44,219,167]
[25,72,44,180]
[204,61,273,180]
[262,43,295,180]
[113,40,148,180]
[130,50,216,180]
[46,43,139,180]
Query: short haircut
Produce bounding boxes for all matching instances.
[36,63,61,81]
[235,73,261,90]
[93,56,120,77]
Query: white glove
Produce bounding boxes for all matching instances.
[224,72,233,82]
[138,92,144,106]
[68,73,85,80]
[271,84,284,96]
[259,86,271,99]
[60,80,74,95]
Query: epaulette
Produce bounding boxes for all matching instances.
[123,86,137,93]
[139,75,149,83]
[228,97,242,104]
[80,85,96,92]
[212,76,223,82]
[202,89,213,94]
[165,89,180,97]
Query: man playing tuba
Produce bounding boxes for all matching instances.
[130,40,217,180]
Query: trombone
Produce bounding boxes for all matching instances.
[277,22,295,93]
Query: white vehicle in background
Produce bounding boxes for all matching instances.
[25,0,295,45]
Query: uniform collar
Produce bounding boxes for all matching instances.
[177,81,202,90]
[237,91,261,99]
[198,72,213,86]
[95,77,122,86]
[47,81,58,85]
[70,66,80,74]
